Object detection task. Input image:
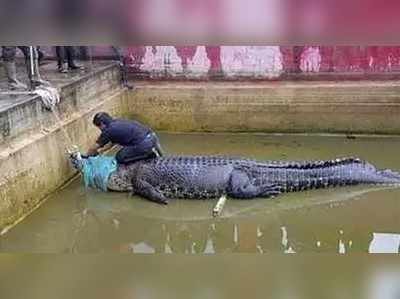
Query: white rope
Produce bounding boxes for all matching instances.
[0,85,60,110]
[34,85,60,110]
[35,85,76,152]
[0,91,34,95]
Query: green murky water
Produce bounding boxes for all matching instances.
[1,133,400,254]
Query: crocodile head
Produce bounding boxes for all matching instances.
[69,151,85,171]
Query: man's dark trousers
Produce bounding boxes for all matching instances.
[116,133,159,164]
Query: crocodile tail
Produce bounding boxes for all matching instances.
[252,157,364,170]
[375,169,400,184]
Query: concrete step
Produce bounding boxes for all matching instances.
[0,62,121,145]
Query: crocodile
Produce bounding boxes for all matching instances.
[70,154,400,205]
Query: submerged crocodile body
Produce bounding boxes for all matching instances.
[73,155,400,205]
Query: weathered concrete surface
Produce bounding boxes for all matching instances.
[0,62,127,232]
[0,62,121,143]
[129,81,400,134]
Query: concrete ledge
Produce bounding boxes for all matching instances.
[0,62,126,231]
[130,81,400,134]
[0,62,121,144]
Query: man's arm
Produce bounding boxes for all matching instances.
[86,142,114,157]
[86,143,103,157]
[86,129,115,157]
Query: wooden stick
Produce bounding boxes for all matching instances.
[213,195,227,217]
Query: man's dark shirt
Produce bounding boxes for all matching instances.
[96,119,151,147]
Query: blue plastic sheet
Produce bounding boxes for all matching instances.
[81,156,117,191]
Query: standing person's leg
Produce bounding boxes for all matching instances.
[78,46,89,61]
[37,46,45,65]
[111,46,124,61]
[66,46,84,70]
[19,46,47,89]
[2,46,27,90]
[55,46,62,68]
[66,46,75,68]
[17,46,33,88]
[111,46,133,89]
[80,46,93,71]
[56,46,68,73]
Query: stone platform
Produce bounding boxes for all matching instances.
[0,61,122,143]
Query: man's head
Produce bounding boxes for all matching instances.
[93,112,113,130]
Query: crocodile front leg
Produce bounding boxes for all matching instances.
[133,179,169,205]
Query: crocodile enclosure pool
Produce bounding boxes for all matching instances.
[1,133,399,254]
[2,58,400,299]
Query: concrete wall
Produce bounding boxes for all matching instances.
[130,81,400,134]
[0,63,128,232]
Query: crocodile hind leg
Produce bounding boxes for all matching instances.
[133,179,169,205]
[227,170,282,199]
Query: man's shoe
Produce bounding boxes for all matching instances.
[4,61,28,90]
[31,78,51,88]
[58,64,68,73]
[38,50,45,66]
[68,63,84,71]
[9,81,28,91]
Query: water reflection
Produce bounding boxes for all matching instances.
[367,267,400,299]
[1,186,399,254]
[2,254,399,299]
[369,233,400,254]
[52,204,400,254]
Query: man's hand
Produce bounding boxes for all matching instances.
[86,142,114,157]
[86,143,102,157]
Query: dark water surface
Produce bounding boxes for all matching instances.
[1,133,400,254]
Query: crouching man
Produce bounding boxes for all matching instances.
[85,112,163,164]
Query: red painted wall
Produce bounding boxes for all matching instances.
[124,46,400,78]
[41,46,400,79]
